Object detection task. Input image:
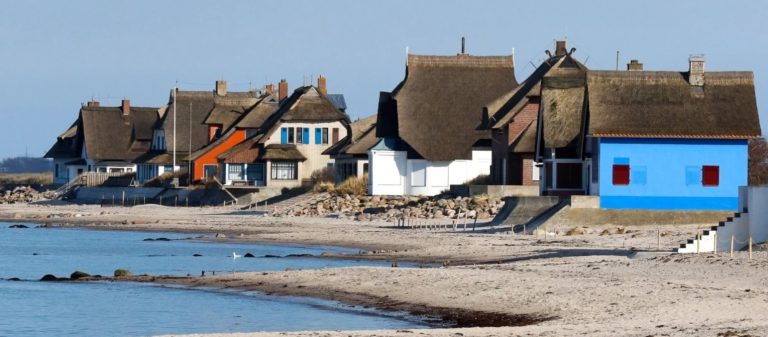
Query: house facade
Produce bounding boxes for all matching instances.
[369,51,519,196]
[217,79,350,189]
[323,114,377,183]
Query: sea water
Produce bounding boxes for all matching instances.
[0,224,429,337]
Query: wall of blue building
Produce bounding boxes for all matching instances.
[598,138,748,211]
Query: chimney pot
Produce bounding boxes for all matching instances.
[688,54,705,86]
[627,59,644,71]
[121,99,130,115]
[215,80,227,96]
[265,84,274,95]
[278,79,289,101]
[555,40,567,56]
[317,75,327,96]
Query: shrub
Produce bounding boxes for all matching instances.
[312,181,336,193]
[310,167,335,184]
[463,174,491,186]
[336,174,368,195]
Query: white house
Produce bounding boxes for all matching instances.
[368,51,519,196]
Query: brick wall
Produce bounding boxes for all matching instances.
[521,154,538,186]
[507,100,539,144]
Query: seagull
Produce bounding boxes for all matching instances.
[232,252,241,259]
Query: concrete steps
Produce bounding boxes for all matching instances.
[676,209,750,253]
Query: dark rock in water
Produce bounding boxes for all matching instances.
[154,237,171,241]
[69,271,90,280]
[243,253,256,258]
[32,253,39,256]
[263,254,281,258]
[113,269,131,277]
[192,254,203,257]
[7,277,21,281]
[40,274,60,281]
[285,254,313,258]
[9,224,28,229]
[143,238,155,241]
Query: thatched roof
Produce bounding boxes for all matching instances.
[261,144,306,161]
[133,151,174,165]
[162,89,258,154]
[203,105,248,130]
[377,53,518,161]
[510,121,537,153]
[540,59,588,148]
[274,86,349,122]
[79,105,161,161]
[44,122,80,158]
[586,71,761,138]
[236,95,279,129]
[324,114,378,157]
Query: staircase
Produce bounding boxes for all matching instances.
[51,174,87,199]
[676,208,751,253]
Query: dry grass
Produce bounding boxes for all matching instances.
[0,172,52,187]
[312,181,336,193]
[310,167,335,184]
[336,174,368,195]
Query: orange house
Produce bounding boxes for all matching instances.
[188,91,280,182]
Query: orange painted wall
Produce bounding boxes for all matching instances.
[193,129,246,181]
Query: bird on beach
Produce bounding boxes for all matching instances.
[232,252,241,259]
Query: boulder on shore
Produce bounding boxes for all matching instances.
[40,274,60,281]
[69,271,90,280]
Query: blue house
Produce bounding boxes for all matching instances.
[536,56,761,210]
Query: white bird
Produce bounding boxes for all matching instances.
[232,252,241,259]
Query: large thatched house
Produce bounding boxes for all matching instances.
[45,100,161,184]
[537,56,761,210]
[370,49,519,196]
[484,40,586,187]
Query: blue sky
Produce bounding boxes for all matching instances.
[0,0,765,158]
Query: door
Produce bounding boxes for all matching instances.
[203,165,218,180]
[332,128,339,144]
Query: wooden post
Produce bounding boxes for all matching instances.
[462,215,468,231]
[472,216,477,231]
[730,235,735,258]
[749,236,753,260]
[186,197,189,207]
[143,196,146,204]
[713,232,717,255]
[452,220,456,231]
[523,223,526,235]
[121,191,125,206]
[657,228,661,251]
[159,196,163,206]
[175,196,178,207]
[112,195,115,206]
[696,233,700,254]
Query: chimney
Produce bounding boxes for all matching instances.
[627,59,643,71]
[265,84,275,95]
[555,40,567,56]
[121,99,130,115]
[688,54,705,86]
[461,36,465,54]
[317,75,327,96]
[215,80,227,96]
[278,79,288,101]
[86,100,99,108]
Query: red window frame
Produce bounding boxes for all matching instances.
[612,164,630,186]
[702,165,719,187]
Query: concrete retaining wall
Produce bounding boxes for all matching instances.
[74,187,165,204]
[450,185,539,197]
[571,196,600,209]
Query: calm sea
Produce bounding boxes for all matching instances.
[0,224,430,337]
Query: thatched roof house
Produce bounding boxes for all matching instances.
[324,114,378,159]
[377,53,519,161]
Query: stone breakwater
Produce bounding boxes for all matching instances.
[0,186,54,204]
[269,194,505,222]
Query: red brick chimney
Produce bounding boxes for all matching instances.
[555,40,567,56]
[265,83,275,95]
[121,99,130,115]
[278,79,288,101]
[317,75,327,96]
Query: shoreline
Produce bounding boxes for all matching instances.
[3,202,768,336]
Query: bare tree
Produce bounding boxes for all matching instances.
[749,138,768,186]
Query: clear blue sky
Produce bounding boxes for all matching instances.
[1,0,766,158]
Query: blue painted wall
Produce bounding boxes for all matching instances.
[598,138,748,211]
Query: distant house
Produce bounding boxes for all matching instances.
[485,41,586,187]
[135,80,261,184]
[369,51,519,196]
[536,56,762,210]
[323,114,377,183]
[45,100,161,184]
[217,77,350,189]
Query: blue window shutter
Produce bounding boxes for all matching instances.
[281,127,287,144]
[315,128,321,144]
[303,128,310,144]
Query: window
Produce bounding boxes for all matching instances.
[163,165,174,173]
[287,128,295,143]
[296,127,303,144]
[203,165,218,179]
[271,161,297,180]
[228,164,244,180]
[363,163,369,174]
[315,128,322,144]
[54,164,60,178]
[322,128,329,144]
[612,164,630,185]
[631,166,647,186]
[702,165,719,187]
[245,129,258,139]
[332,128,339,144]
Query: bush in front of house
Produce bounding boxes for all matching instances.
[335,174,368,195]
[310,167,335,185]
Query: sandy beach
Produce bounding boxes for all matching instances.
[3,202,767,336]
